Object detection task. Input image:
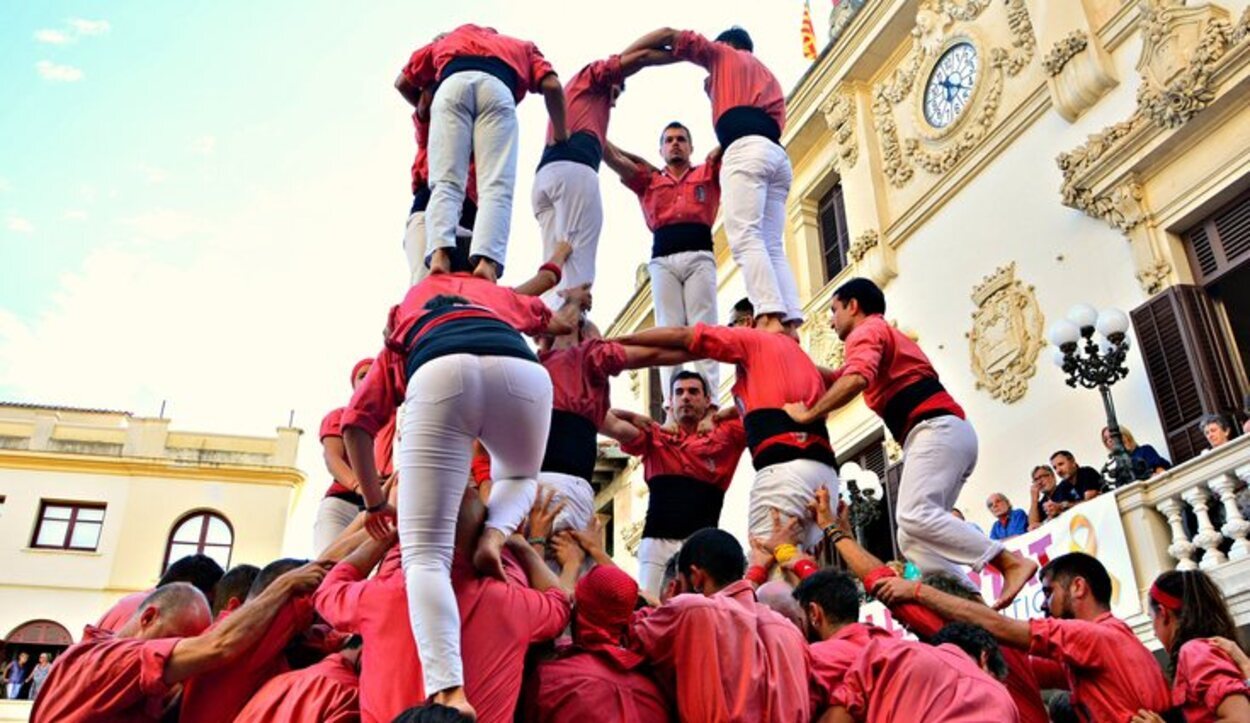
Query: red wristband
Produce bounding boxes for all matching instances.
[746,565,769,586]
[539,262,562,284]
[793,558,819,580]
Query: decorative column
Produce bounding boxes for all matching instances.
[1181,485,1228,570]
[1213,470,1250,560]
[1155,497,1198,571]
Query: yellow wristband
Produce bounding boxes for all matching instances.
[774,544,799,564]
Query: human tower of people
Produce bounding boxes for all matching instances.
[30,22,1250,723]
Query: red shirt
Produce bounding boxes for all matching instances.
[832,638,1019,722]
[548,55,623,146]
[620,418,746,491]
[97,590,150,632]
[809,623,897,709]
[625,161,720,232]
[1028,612,1171,721]
[523,650,671,723]
[342,274,552,438]
[320,406,397,494]
[314,548,423,723]
[30,626,179,723]
[689,324,827,413]
[234,653,360,723]
[1172,639,1250,723]
[403,24,555,104]
[836,314,965,437]
[630,579,811,723]
[179,596,315,723]
[457,550,573,723]
[672,31,785,133]
[540,339,628,426]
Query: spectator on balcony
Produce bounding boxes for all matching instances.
[1200,413,1237,451]
[1101,426,1170,480]
[986,494,1028,541]
[1027,465,1080,529]
[1050,450,1104,501]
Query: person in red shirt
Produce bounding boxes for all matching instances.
[96,554,224,632]
[601,370,747,597]
[605,121,722,407]
[629,527,811,723]
[397,24,567,280]
[523,564,671,723]
[1136,569,1250,723]
[31,563,327,723]
[625,26,800,325]
[825,624,1020,722]
[342,252,577,719]
[234,637,362,723]
[616,314,839,551]
[875,551,1172,722]
[786,278,1035,608]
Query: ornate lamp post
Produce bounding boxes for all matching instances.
[1047,304,1137,489]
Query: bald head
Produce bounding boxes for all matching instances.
[119,582,212,640]
[757,580,804,629]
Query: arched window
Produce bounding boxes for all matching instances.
[163,511,233,572]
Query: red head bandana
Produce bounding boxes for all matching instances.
[574,565,645,670]
[1149,580,1182,612]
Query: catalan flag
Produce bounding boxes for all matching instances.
[801,0,818,60]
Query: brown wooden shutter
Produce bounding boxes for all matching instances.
[1130,285,1244,463]
[647,367,665,422]
[819,184,849,282]
[1185,187,1250,284]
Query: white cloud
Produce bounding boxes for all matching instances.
[34,29,71,45]
[6,216,35,234]
[67,18,110,36]
[136,164,168,184]
[35,60,84,82]
[120,210,202,241]
[190,135,217,156]
[64,210,88,221]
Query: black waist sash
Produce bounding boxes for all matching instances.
[881,377,950,441]
[743,408,837,471]
[540,410,598,481]
[441,56,520,99]
[652,222,714,258]
[403,308,536,379]
[537,131,603,172]
[715,106,782,149]
[643,475,726,539]
[327,490,365,508]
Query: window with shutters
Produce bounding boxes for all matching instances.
[819,184,850,283]
[1184,186,1250,284]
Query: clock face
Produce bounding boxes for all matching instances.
[923,42,979,129]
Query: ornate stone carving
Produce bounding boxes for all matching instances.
[627,369,641,401]
[966,263,1045,403]
[821,90,859,171]
[1043,30,1090,76]
[805,315,845,368]
[622,519,645,557]
[830,0,867,44]
[905,52,1007,175]
[1136,259,1174,294]
[847,230,880,264]
[1136,0,1234,129]
[884,437,904,464]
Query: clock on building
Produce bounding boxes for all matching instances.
[923,41,979,129]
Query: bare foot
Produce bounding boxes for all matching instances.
[472,257,498,283]
[428,248,451,275]
[433,686,477,720]
[473,528,507,580]
[990,550,1039,610]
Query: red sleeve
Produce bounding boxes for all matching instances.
[312,562,367,631]
[717,418,747,449]
[250,596,315,663]
[519,587,573,643]
[1175,640,1250,714]
[319,408,344,440]
[492,287,554,336]
[839,321,888,387]
[525,42,555,93]
[402,44,435,88]
[829,647,873,719]
[618,420,657,457]
[630,605,726,720]
[623,164,651,196]
[585,340,629,382]
[1028,618,1103,668]
[341,349,404,437]
[138,637,181,696]
[673,30,716,68]
[587,55,624,89]
[862,566,944,640]
[689,323,750,364]
[1029,657,1069,690]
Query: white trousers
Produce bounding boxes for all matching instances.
[427,71,517,269]
[638,536,684,599]
[537,471,595,534]
[720,136,802,322]
[532,161,603,309]
[749,459,840,549]
[403,210,428,287]
[896,415,1001,579]
[398,353,552,694]
[649,250,720,404]
[312,496,360,557]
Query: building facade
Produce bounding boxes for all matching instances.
[0,402,303,714]
[598,0,1250,635]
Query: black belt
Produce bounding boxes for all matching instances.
[652,223,714,258]
[643,475,726,539]
[743,408,837,470]
[441,56,519,99]
[327,490,365,507]
[882,377,950,441]
[715,106,782,149]
[537,131,603,172]
[540,410,598,482]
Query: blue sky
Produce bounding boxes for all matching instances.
[0,1,822,553]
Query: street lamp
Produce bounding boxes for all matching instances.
[1048,304,1137,489]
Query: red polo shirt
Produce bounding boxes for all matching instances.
[548,55,623,146]
[342,273,552,438]
[234,653,360,723]
[625,161,720,232]
[689,324,826,413]
[671,31,785,132]
[179,596,315,723]
[809,623,897,709]
[620,418,745,491]
[832,638,1019,722]
[30,625,179,723]
[629,579,811,723]
[457,550,572,723]
[321,406,396,493]
[403,24,555,104]
[1028,611,1171,721]
[523,650,671,723]
[96,590,150,632]
[540,339,628,426]
[314,548,423,723]
[1172,639,1250,723]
